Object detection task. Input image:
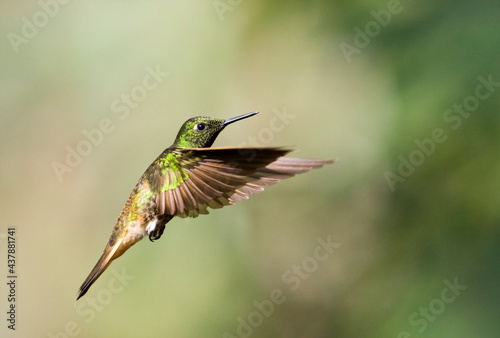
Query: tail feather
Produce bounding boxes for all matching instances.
[76,237,124,300]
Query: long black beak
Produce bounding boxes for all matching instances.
[221,111,258,127]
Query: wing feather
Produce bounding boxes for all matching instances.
[143,147,333,218]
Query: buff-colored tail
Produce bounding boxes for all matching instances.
[76,237,125,300]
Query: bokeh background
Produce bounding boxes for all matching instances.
[1,1,499,337]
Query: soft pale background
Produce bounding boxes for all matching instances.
[0,1,499,337]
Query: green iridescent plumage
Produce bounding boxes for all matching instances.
[77,112,333,301]
[153,152,190,191]
[173,117,226,148]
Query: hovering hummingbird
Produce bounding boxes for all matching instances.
[77,111,333,300]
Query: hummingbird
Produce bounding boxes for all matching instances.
[77,111,333,300]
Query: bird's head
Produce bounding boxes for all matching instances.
[172,112,258,148]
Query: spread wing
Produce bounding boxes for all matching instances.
[142,147,333,218]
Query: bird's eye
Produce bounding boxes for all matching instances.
[194,123,207,131]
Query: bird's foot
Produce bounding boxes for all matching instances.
[148,224,165,242]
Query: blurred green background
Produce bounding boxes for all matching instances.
[1,1,499,337]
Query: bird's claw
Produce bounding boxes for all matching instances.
[148,223,165,242]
